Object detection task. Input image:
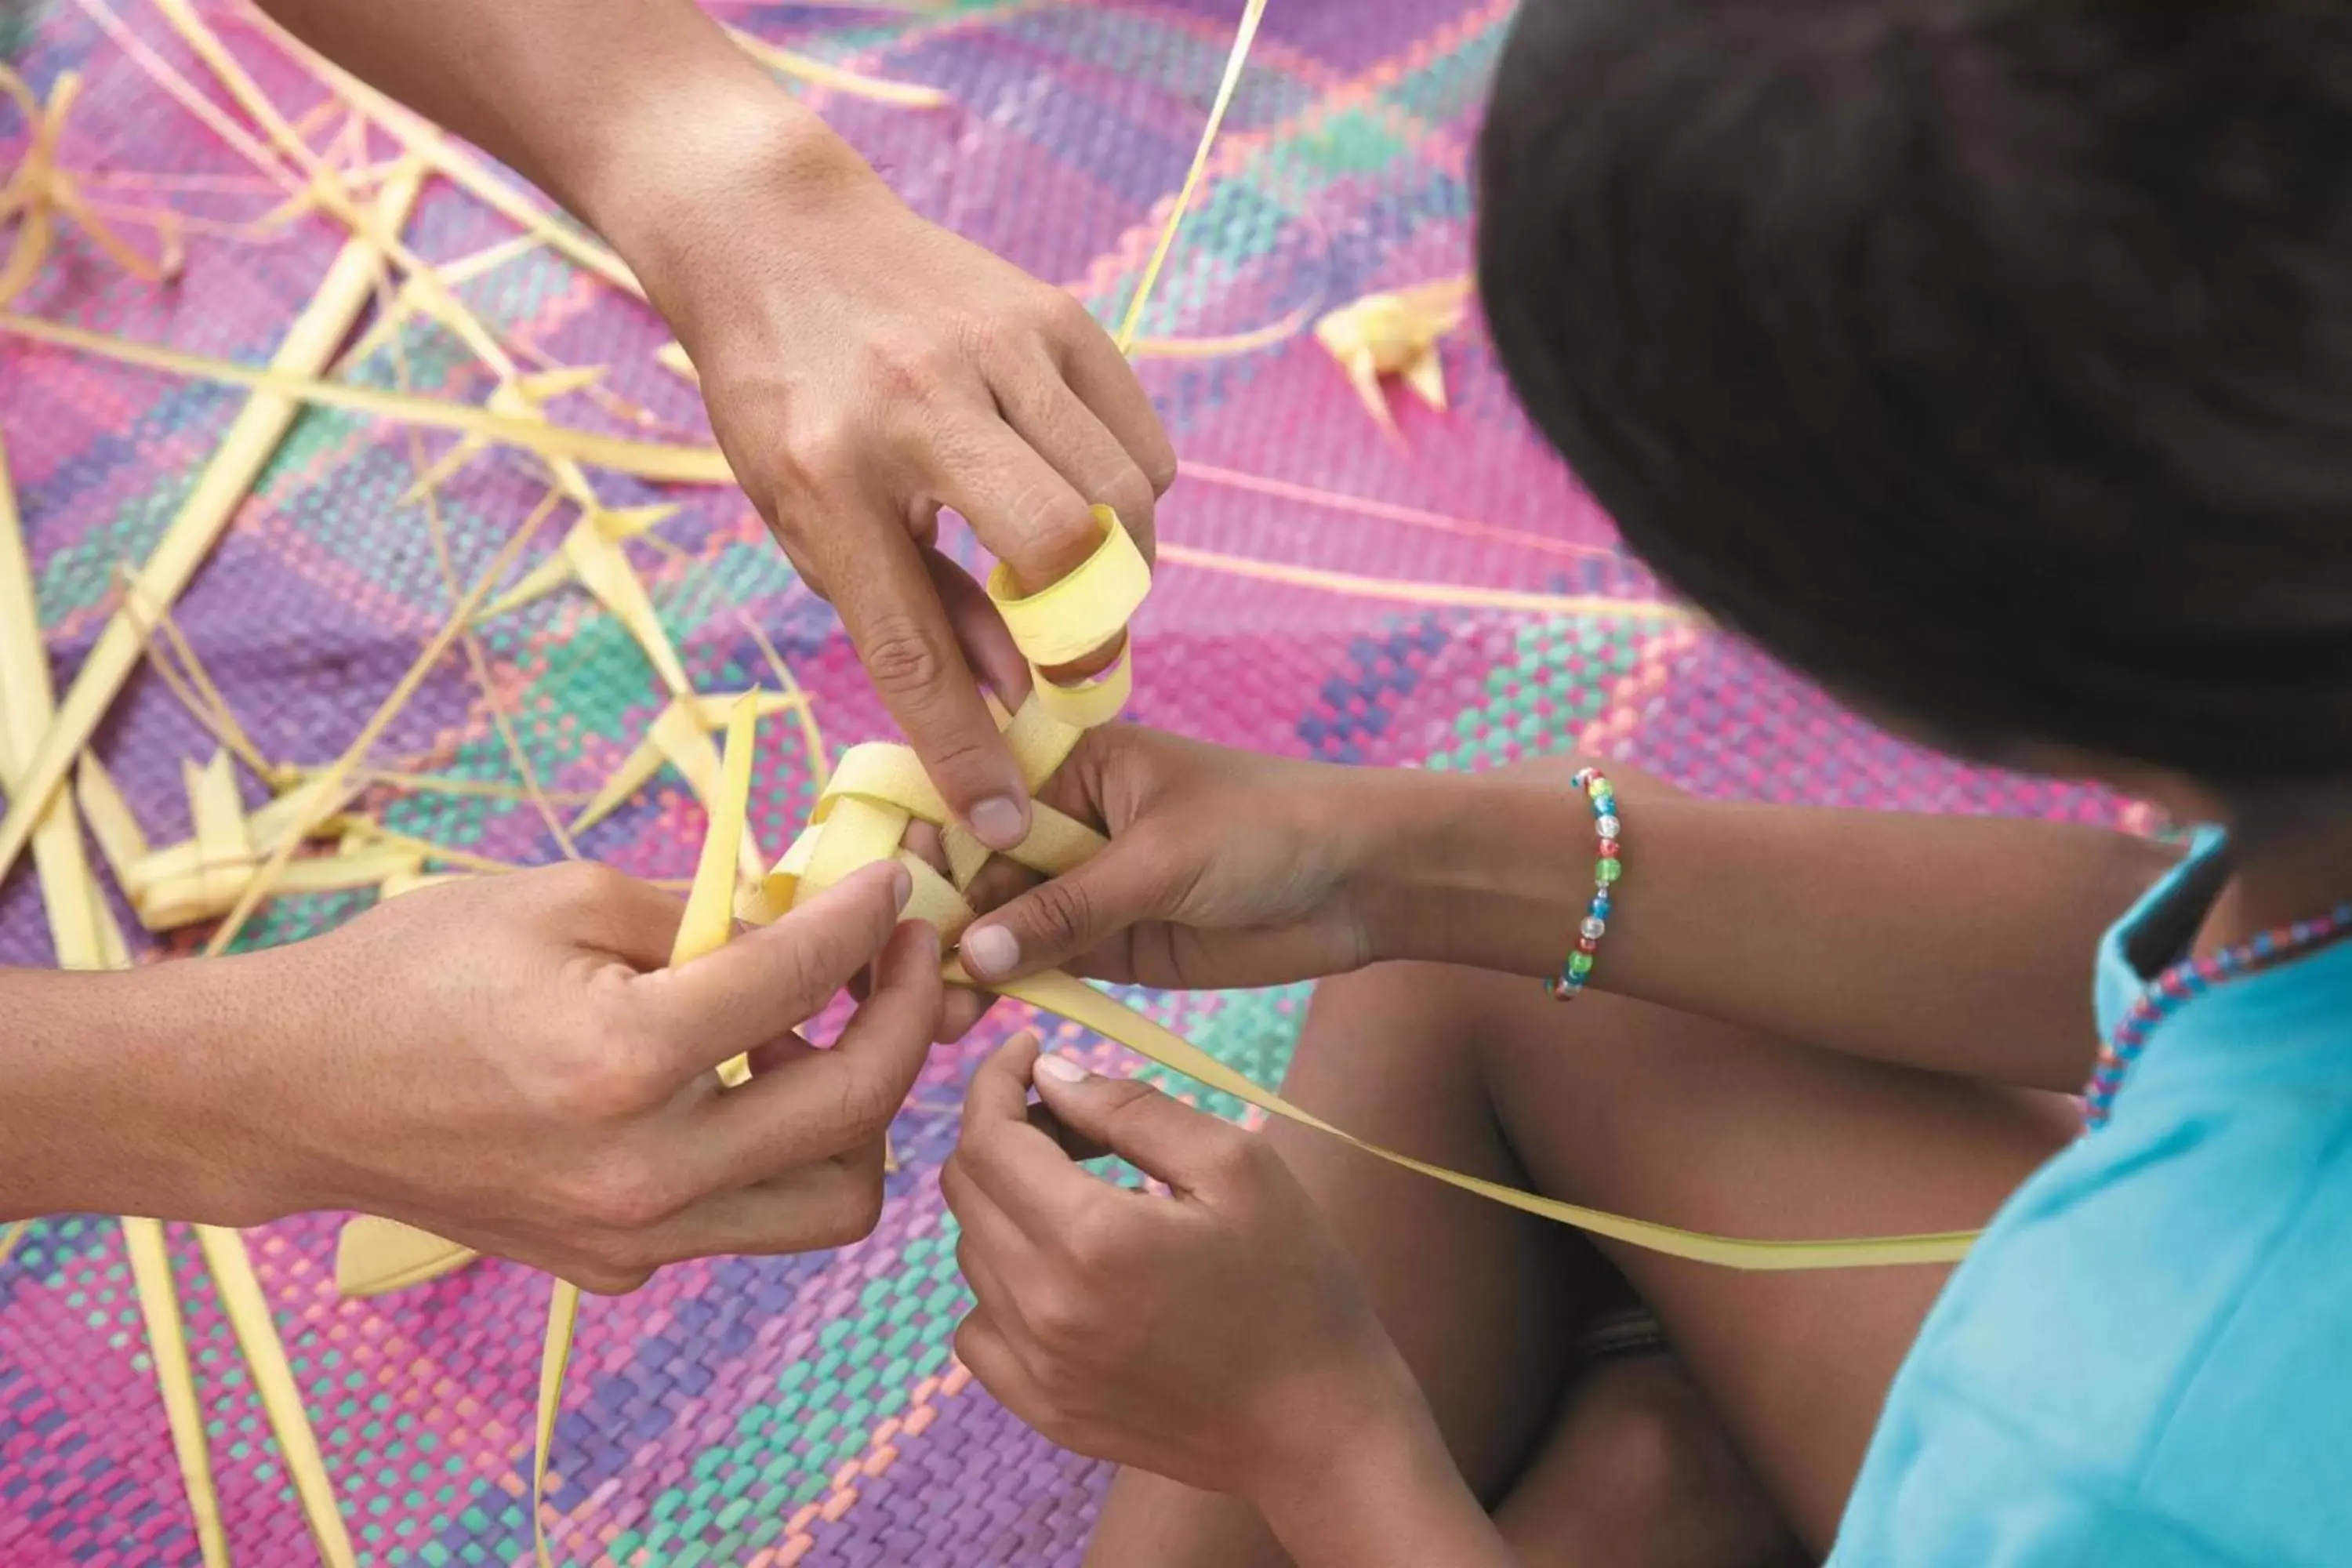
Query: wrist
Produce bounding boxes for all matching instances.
[1352,761,1675,982]
[152,949,333,1223]
[1248,1338,1425,1508]
[1251,1352,1497,1567]
[1348,767,1570,974]
[573,64,877,345]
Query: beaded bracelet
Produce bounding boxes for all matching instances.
[1549,766,1621,1001]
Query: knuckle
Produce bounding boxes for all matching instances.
[1057,1205,1126,1279]
[1018,488,1098,557]
[826,1171,888,1247]
[766,929,842,1015]
[575,1262,655,1298]
[544,1010,666,1122]
[857,613,955,700]
[835,1066,903,1145]
[1097,1085,1167,1150]
[1099,469,1156,529]
[954,310,1011,363]
[938,1153,971,1213]
[868,336,957,402]
[1022,877,1095,950]
[566,1154,684,1233]
[1033,288,1098,344]
[1202,1127,1269,1185]
[1027,1283,1103,1352]
[541,858,634,915]
[768,414,861,501]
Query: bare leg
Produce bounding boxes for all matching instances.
[1087,957,1596,1566]
[1086,961,2074,1564]
[1493,1350,1807,1567]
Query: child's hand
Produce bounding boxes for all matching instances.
[958,726,1393,990]
[208,860,938,1293]
[941,1034,1425,1500]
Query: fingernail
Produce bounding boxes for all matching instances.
[887,860,913,911]
[1034,1052,1089,1084]
[962,924,1018,979]
[968,796,1028,853]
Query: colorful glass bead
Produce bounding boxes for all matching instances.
[2082,898,2352,1131]
[1552,769,1621,1003]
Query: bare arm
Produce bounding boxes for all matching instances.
[1254,1410,1520,1568]
[253,0,808,263]
[1360,761,2174,1091]
[964,731,2176,1094]
[944,1033,1521,1568]
[252,0,1176,844]
[0,961,259,1221]
[2,865,938,1289]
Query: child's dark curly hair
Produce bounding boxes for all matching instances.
[1478,0,2352,787]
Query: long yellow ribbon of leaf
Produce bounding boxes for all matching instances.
[0,167,426,894]
[531,696,760,1567]
[1114,0,1269,354]
[201,488,564,957]
[196,1224,358,1567]
[122,1218,229,1568]
[0,433,230,1566]
[0,312,738,485]
[995,969,1978,1269]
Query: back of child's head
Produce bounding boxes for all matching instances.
[1477,0,2352,792]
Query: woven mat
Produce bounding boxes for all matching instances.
[0,2,2138,1563]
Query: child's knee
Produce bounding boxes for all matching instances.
[1501,1356,1806,1568]
[1287,961,1526,1128]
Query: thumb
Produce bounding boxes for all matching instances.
[1029,1053,1256,1196]
[957,838,1177,982]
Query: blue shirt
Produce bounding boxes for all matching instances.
[1833,833,2352,1566]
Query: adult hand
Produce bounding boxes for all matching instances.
[195,861,937,1293]
[254,0,1176,849]
[635,106,1177,851]
[956,725,1393,991]
[941,1034,1423,1499]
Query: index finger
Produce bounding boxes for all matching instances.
[821,521,1032,851]
[954,1033,1094,1222]
[633,860,910,1074]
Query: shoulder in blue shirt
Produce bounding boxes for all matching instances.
[1834,832,2352,1566]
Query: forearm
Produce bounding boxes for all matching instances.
[1254,1401,1516,1568]
[1354,764,2176,1091]
[0,958,287,1224]
[251,0,860,321]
